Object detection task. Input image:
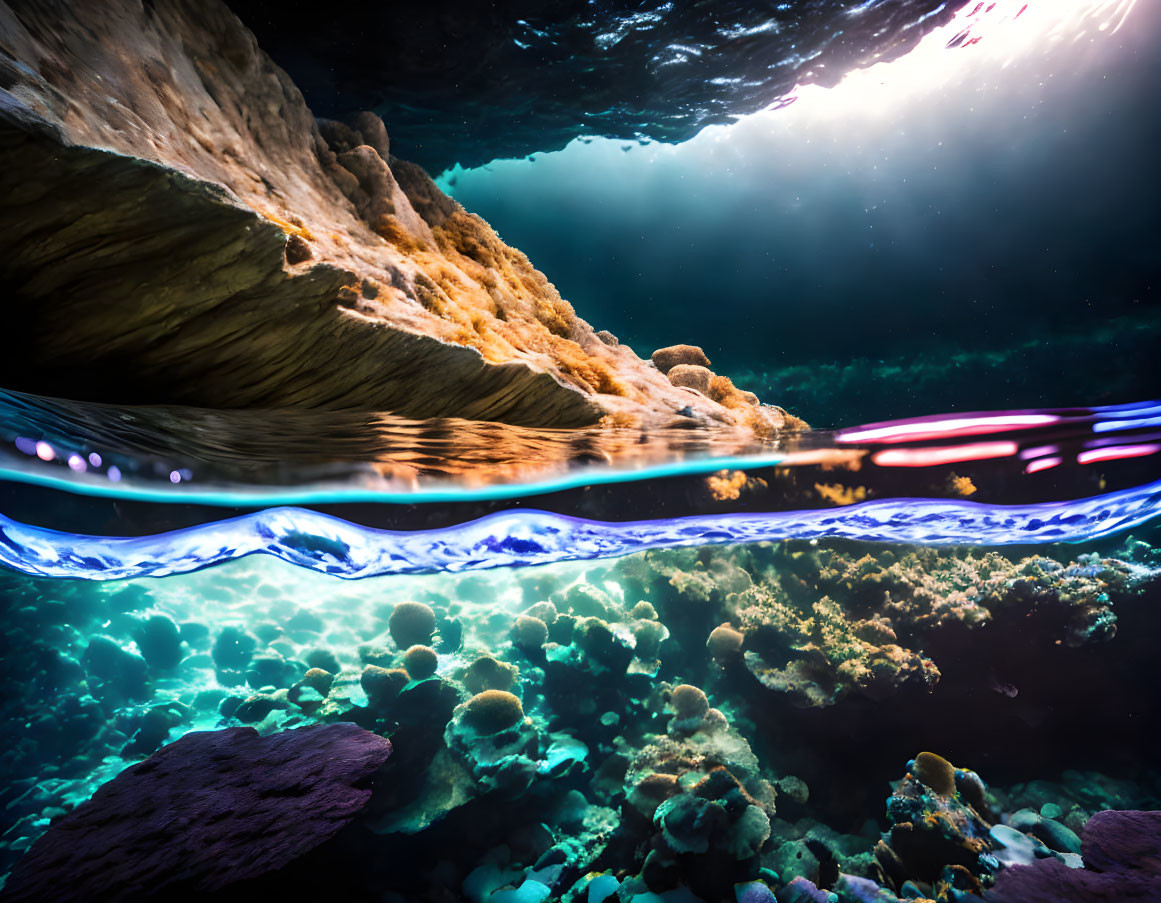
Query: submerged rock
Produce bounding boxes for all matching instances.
[986,809,1161,903]
[80,635,148,701]
[389,602,438,649]
[457,690,526,735]
[402,645,439,680]
[652,345,713,375]
[0,0,795,434]
[0,723,391,901]
[132,615,183,672]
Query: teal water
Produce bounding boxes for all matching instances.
[1,397,1159,900]
[2,1,1160,899]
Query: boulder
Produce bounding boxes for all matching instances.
[0,723,391,902]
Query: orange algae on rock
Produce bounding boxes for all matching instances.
[913,751,957,797]
[0,0,803,433]
[401,645,438,680]
[460,690,524,735]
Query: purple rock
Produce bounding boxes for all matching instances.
[1082,809,1161,873]
[736,880,777,903]
[986,809,1161,903]
[777,876,831,903]
[1,723,391,902]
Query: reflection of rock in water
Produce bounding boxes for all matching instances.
[0,0,795,436]
[0,388,802,493]
[0,535,1158,899]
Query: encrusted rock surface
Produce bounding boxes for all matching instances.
[0,0,792,433]
[985,809,1161,903]
[0,723,391,902]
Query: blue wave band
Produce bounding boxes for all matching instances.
[1,480,1159,580]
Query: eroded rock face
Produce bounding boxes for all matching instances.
[0,0,791,432]
[0,723,391,902]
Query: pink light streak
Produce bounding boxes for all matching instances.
[1077,444,1161,465]
[872,441,1019,467]
[1025,456,1063,474]
[840,415,1058,444]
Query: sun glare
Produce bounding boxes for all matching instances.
[779,0,1143,119]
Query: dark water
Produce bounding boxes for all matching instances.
[2,2,1161,902]
[439,1,1161,423]
[230,0,974,172]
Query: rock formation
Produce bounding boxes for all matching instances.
[0,0,792,433]
[0,723,392,901]
[986,810,1161,903]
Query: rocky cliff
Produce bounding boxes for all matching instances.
[0,0,795,433]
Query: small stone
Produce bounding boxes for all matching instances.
[133,615,182,671]
[359,645,394,668]
[402,645,438,680]
[511,615,549,651]
[462,655,518,694]
[212,627,256,671]
[178,621,210,648]
[769,840,821,886]
[81,636,148,700]
[669,684,709,724]
[651,344,711,375]
[707,623,745,663]
[305,648,341,674]
[778,775,810,805]
[460,690,524,734]
[361,665,410,705]
[667,363,713,393]
[232,695,288,724]
[388,601,437,649]
[287,610,326,635]
[632,620,666,660]
[245,653,297,690]
[913,751,957,797]
[735,881,777,903]
[521,602,557,627]
[297,668,334,696]
[284,234,311,265]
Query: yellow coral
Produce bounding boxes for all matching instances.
[814,483,868,506]
[948,474,978,496]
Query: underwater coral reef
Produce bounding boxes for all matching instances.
[1,532,1158,901]
[0,0,1158,900]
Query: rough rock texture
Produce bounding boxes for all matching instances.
[986,810,1161,903]
[0,0,789,433]
[0,723,391,902]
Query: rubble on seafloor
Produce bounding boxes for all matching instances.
[0,535,1159,900]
